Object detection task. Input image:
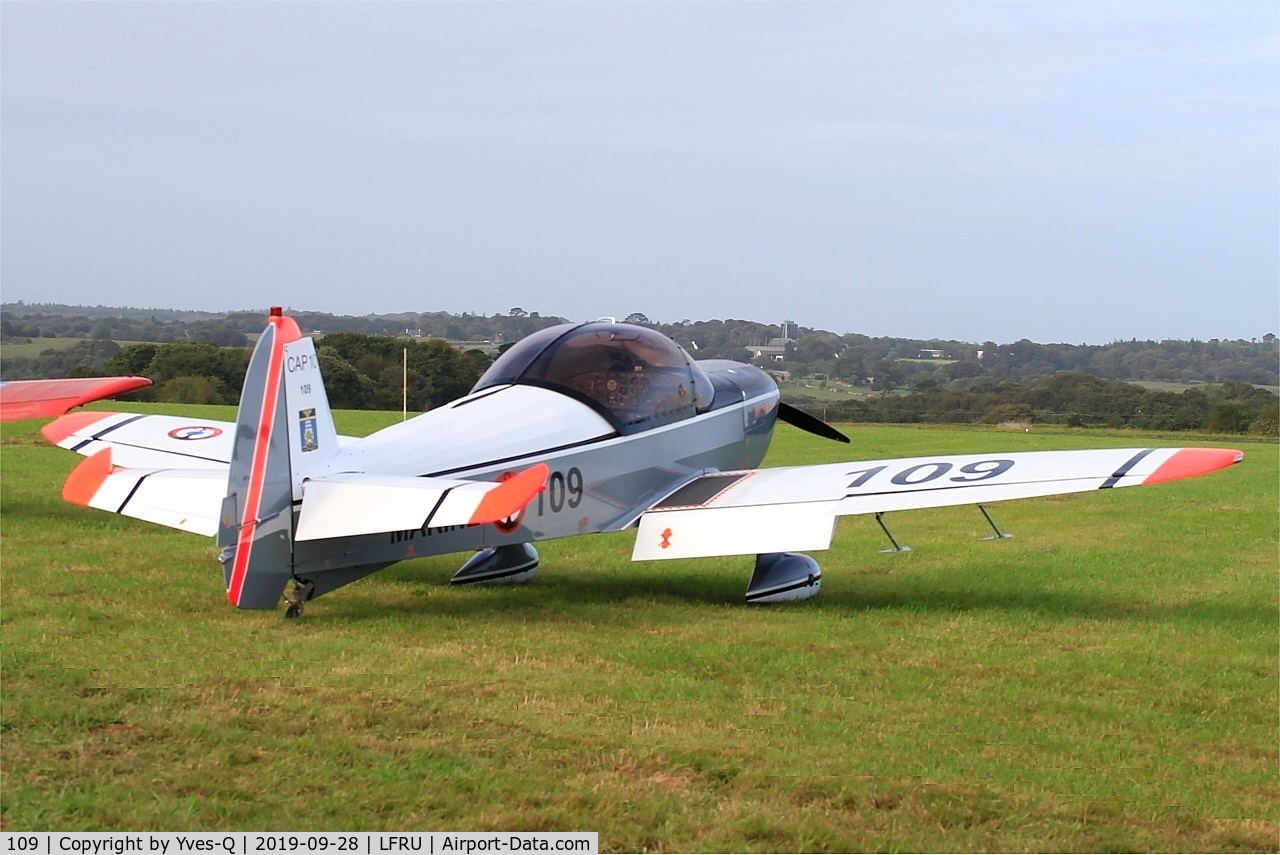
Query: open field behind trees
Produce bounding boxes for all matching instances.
[0,338,99,359]
[2,409,1276,851]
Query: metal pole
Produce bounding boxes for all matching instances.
[978,503,1014,540]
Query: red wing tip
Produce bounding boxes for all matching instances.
[42,410,121,445]
[75,376,152,405]
[62,448,114,506]
[0,377,150,422]
[1144,448,1244,485]
[469,463,550,525]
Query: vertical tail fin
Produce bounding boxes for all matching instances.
[217,307,338,609]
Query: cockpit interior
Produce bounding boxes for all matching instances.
[473,323,716,434]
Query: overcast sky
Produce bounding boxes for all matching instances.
[2,1,1276,344]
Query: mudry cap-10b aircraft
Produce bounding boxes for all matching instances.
[41,308,1243,617]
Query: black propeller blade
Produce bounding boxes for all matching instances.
[777,402,850,444]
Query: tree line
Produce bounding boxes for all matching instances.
[0,335,1269,436]
[789,372,1277,436]
[3,304,1276,387]
[96,334,489,412]
[1,305,1276,435]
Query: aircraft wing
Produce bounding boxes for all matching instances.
[0,376,152,421]
[632,447,1243,560]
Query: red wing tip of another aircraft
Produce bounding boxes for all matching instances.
[63,449,114,507]
[1143,448,1244,485]
[469,463,550,525]
[0,376,151,422]
[41,410,122,444]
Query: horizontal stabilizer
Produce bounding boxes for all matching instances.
[61,449,227,536]
[633,446,1243,561]
[44,411,236,469]
[293,463,548,542]
[42,410,361,471]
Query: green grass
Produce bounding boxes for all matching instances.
[2,409,1276,851]
[1,337,95,358]
[1124,380,1280,397]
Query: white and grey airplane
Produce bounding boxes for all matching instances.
[42,308,1243,617]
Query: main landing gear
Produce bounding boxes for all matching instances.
[746,552,822,604]
[451,543,540,586]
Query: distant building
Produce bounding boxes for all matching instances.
[746,344,788,362]
[781,319,799,341]
[445,340,503,355]
[917,349,946,359]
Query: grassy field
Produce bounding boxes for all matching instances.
[777,379,870,401]
[1127,379,1280,397]
[1,338,96,358]
[0,339,157,358]
[1,408,1276,851]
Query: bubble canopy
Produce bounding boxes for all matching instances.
[473,323,715,434]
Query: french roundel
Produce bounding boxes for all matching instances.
[167,426,224,441]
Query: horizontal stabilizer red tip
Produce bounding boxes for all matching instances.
[63,449,114,507]
[469,463,550,525]
[41,410,120,445]
[1144,448,1244,485]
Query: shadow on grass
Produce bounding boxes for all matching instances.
[313,559,1274,628]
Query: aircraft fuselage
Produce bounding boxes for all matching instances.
[291,360,781,577]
